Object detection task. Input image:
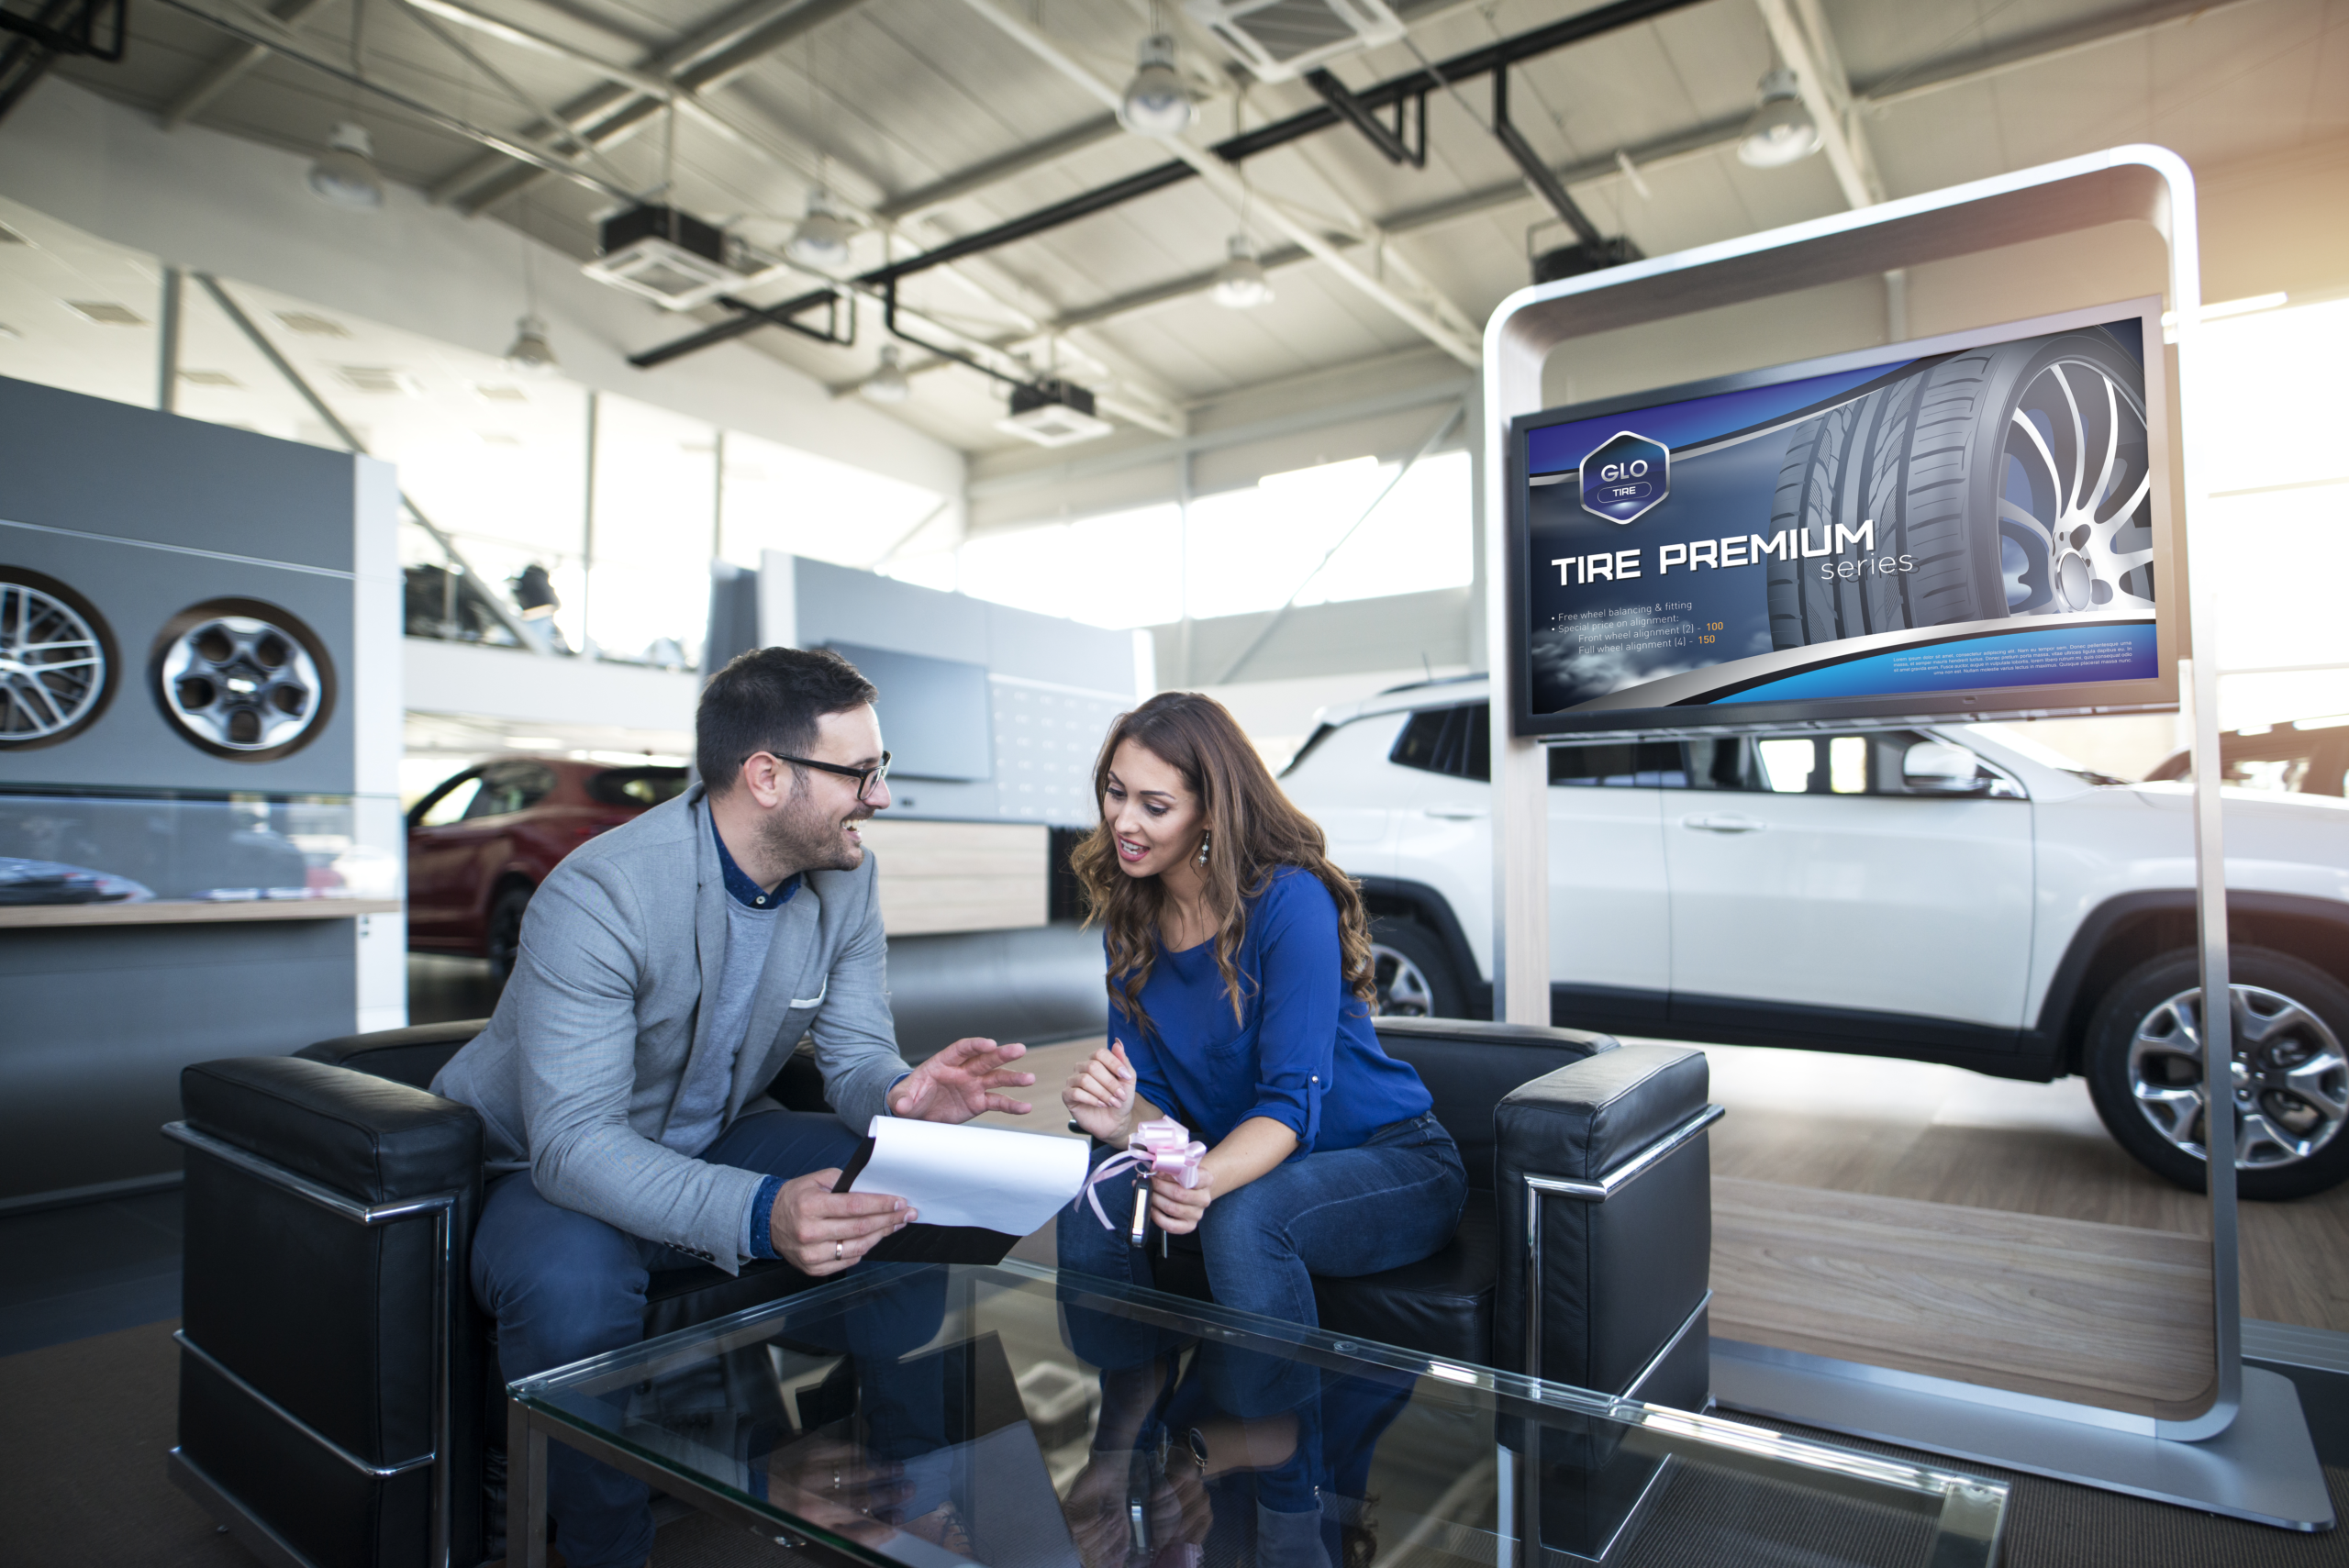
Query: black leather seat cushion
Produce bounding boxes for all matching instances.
[1145,1194,1497,1366]
[184,1054,482,1205]
[1313,1195,1494,1362]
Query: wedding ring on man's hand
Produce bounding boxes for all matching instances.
[835,1241,843,1260]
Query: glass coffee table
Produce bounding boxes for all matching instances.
[507,1261,2007,1568]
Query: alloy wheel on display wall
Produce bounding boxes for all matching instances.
[150,597,337,762]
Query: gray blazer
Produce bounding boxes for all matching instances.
[430,784,910,1273]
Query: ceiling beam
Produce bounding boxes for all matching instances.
[433,0,870,212]
[959,0,1480,365]
[1851,0,2280,110]
[1753,0,1882,209]
[161,0,325,128]
[875,114,1122,222]
[634,0,1712,369]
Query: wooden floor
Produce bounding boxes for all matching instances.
[1684,1040,2349,1336]
[1711,1176,2214,1417]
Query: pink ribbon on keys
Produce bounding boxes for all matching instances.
[1080,1118,1207,1236]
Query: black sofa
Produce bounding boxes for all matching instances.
[165,1015,1718,1568]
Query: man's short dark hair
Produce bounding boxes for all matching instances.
[696,646,878,795]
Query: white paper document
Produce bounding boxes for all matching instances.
[855,1118,1091,1235]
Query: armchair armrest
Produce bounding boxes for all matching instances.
[180,1055,481,1207]
[1493,1043,1717,1404]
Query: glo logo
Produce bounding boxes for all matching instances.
[1579,431,1668,525]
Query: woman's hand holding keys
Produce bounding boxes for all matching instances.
[1064,1040,1139,1144]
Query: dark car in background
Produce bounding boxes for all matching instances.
[406,758,688,979]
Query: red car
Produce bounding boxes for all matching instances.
[406,757,689,979]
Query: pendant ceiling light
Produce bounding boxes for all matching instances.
[307,122,385,209]
[1737,69,1820,168]
[863,345,910,404]
[785,188,855,271]
[1119,34,1192,138]
[1210,232,1273,310]
[504,315,558,373]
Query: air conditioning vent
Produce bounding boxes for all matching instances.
[1184,0,1404,83]
[996,378,1114,447]
[582,204,739,311]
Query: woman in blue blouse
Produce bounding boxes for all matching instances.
[1055,690,1466,1329]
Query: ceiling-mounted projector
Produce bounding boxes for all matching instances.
[995,378,1114,447]
[581,204,739,310]
[1182,0,1404,83]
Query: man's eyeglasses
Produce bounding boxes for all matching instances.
[766,751,891,802]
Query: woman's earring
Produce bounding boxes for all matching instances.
[1196,830,1211,867]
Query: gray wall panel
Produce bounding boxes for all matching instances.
[0,921,358,1198]
[0,374,356,573]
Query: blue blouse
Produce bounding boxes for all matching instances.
[1108,867,1432,1158]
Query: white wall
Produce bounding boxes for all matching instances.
[0,79,965,514]
[404,638,698,733]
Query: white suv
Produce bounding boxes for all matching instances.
[1282,677,2349,1199]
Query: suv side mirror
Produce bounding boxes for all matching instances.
[1903,741,1992,795]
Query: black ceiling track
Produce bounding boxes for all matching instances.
[629,0,1713,371]
[0,0,126,120]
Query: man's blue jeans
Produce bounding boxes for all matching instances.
[471,1111,862,1568]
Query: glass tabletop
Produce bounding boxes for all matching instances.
[509,1261,2007,1568]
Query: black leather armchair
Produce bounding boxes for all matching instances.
[165,1015,1718,1568]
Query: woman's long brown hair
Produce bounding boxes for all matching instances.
[1071,691,1376,1042]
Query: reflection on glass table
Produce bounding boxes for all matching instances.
[0,790,395,904]
[507,1262,2008,1568]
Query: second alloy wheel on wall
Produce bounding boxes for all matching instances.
[151,598,336,762]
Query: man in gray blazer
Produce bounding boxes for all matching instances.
[432,646,1036,1568]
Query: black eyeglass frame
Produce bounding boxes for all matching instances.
[764,750,891,801]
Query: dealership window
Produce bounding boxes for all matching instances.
[948,505,1184,629]
[1186,450,1471,621]
[587,394,717,668]
[720,431,947,572]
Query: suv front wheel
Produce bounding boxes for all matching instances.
[1368,918,1462,1019]
[2084,946,2349,1199]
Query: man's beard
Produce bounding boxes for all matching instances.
[761,776,867,874]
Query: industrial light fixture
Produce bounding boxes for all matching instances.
[1737,69,1819,168]
[1119,35,1193,138]
[1211,232,1273,309]
[863,345,910,404]
[785,188,856,271]
[307,122,385,209]
[503,316,558,373]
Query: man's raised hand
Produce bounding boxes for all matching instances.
[889,1037,1036,1122]
[771,1168,910,1275]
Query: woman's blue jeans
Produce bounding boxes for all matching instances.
[1054,1114,1465,1510]
[1056,1112,1466,1330]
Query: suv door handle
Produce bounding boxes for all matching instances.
[1422,805,1487,820]
[1684,813,1765,833]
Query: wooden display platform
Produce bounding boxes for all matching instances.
[1711,1175,2215,1420]
[0,896,401,929]
[859,819,1050,936]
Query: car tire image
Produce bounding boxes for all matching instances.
[2083,946,2349,1200]
[1767,328,2154,649]
[1369,917,1462,1018]
[486,882,533,986]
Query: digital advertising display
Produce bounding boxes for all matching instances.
[1508,299,2179,738]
